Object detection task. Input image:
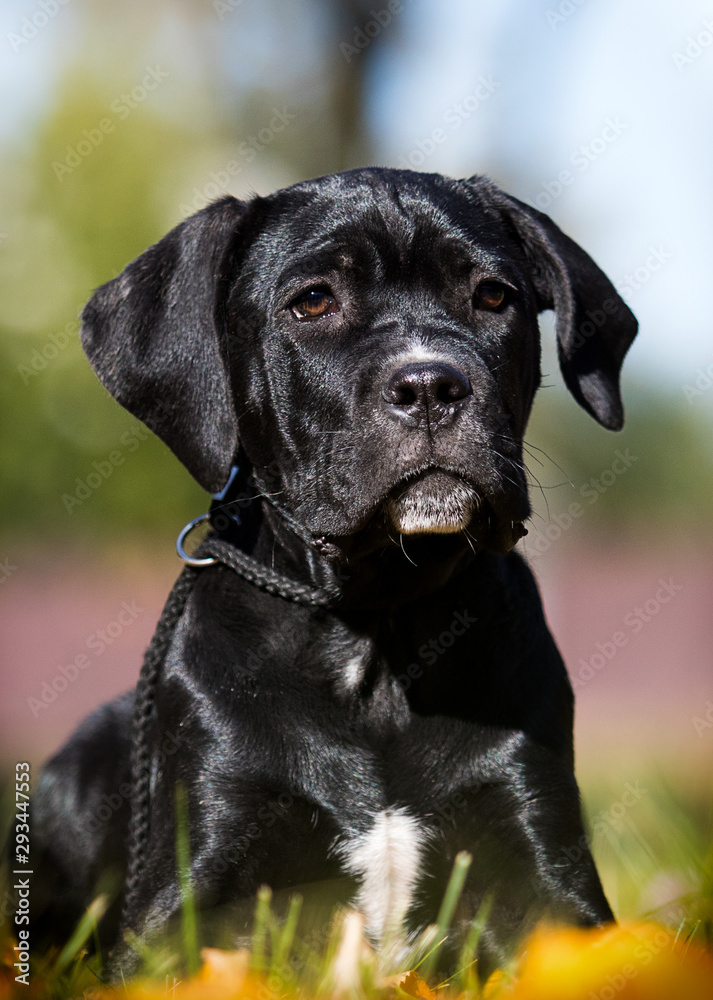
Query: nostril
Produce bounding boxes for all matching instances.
[383,380,417,406]
[436,375,470,403]
[382,362,472,413]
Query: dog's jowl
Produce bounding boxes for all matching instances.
[29,168,637,976]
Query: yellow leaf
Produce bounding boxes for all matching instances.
[482,968,514,998]
[394,969,438,1000]
[507,923,713,1000]
[198,946,251,987]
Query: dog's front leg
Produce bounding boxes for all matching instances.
[451,756,614,976]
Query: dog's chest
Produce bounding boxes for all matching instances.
[283,695,484,941]
[318,723,482,942]
[206,619,504,936]
[263,637,485,935]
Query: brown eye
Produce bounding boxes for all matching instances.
[290,288,339,321]
[474,282,507,311]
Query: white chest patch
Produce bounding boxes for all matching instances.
[337,807,427,941]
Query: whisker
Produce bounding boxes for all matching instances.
[399,532,418,567]
[461,525,478,556]
[523,440,574,485]
[490,432,575,489]
[488,433,546,471]
[520,445,546,470]
[523,466,550,519]
[526,509,547,525]
[384,526,399,552]
[251,488,286,501]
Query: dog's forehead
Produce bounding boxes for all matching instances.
[248,170,519,280]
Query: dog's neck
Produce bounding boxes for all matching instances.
[247,499,478,611]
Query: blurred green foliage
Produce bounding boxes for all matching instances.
[1,74,212,545]
[586,773,713,939]
[527,378,713,534]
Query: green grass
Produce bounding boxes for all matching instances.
[175,782,200,977]
[585,773,713,946]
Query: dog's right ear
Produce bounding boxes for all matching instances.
[81,197,252,494]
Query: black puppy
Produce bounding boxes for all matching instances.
[31,168,637,975]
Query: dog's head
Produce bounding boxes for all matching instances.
[81,168,637,557]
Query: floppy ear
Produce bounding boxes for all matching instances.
[471,178,638,429]
[81,196,249,493]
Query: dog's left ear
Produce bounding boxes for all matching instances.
[81,196,255,493]
[469,178,638,430]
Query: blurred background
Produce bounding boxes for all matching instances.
[0,0,711,924]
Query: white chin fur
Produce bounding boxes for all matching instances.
[386,480,476,535]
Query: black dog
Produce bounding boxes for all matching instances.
[30,168,637,975]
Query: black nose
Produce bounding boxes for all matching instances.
[382,362,472,423]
